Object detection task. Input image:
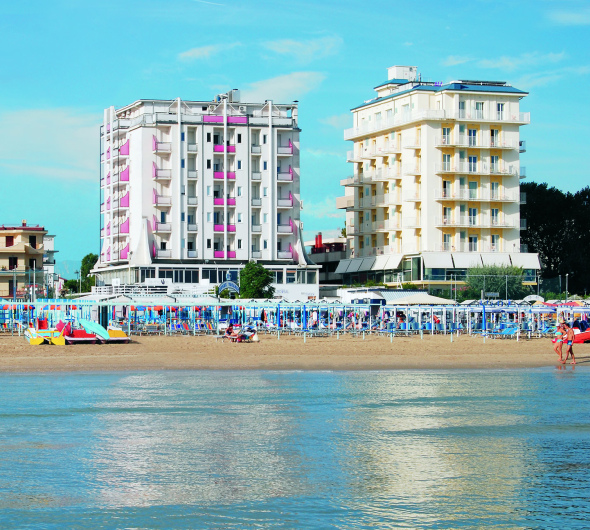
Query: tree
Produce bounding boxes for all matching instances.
[80,253,98,292]
[463,265,530,300]
[62,279,79,295]
[340,225,347,238]
[239,261,275,299]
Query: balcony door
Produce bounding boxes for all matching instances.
[468,235,478,252]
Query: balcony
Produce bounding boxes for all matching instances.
[435,135,517,150]
[278,251,293,259]
[251,145,261,154]
[187,196,198,206]
[252,224,262,233]
[520,192,526,205]
[434,189,517,202]
[227,197,236,206]
[251,198,262,207]
[187,170,198,179]
[214,225,224,232]
[435,162,521,176]
[336,196,354,209]
[519,140,526,153]
[153,168,171,180]
[519,166,527,179]
[156,249,172,258]
[251,172,261,180]
[187,224,198,232]
[277,224,293,233]
[277,172,293,181]
[214,250,225,258]
[187,143,198,153]
[214,197,224,206]
[154,222,172,233]
[374,219,402,231]
[252,251,262,259]
[403,189,421,202]
[154,142,172,153]
[154,195,172,207]
[227,224,236,232]
[277,145,293,155]
[346,150,363,163]
[187,250,198,258]
[227,251,237,258]
[277,198,293,208]
[403,138,421,149]
[227,171,236,180]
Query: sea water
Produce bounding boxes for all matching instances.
[0,368,589,529]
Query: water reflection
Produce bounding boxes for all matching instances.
[0,369,589,528]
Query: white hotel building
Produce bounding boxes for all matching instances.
[92,91,319,299]
[337,66,540,291]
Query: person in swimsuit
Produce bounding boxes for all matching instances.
[562,323,576,365]
[553,324,564,362]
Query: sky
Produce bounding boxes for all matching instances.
[0,0,588,271]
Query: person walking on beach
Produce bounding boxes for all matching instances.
[553,323,565,362]
[562,323,576,365]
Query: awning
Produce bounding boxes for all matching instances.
[452,253,482,268]
[422,252,454,269]
[346,258,364,273]
[359,257,376,271]
[372,255,390,270]
[384,254,403,270]
[335,259,350,274]
[510,253,541,269]
[480,253,512,266]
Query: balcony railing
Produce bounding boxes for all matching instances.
[214,225,224,232]
[187,250,198,258]
[154,169,171,180]
[187,223,198,232]
[251,198,262,207]
[435,162,521,176]
[154,142,171,153]
[154,195,172,206]
[187,170,198,179]
[402,165,421,175]
[277,172,293,181]
[251,145,261,154]
[277,145,293,155]
[251,172,261,180]
[187,197,198,206]
[277,225,293,233]
[214,250,225,258]
[435,135,517,149]
[520,219,527,230]
[402,217,421,228]
[252,251,262,258]
[434,189,517,202]
[187,143,198,153]
[277,198,293,207]
[156,249,172,258]
[277,251,293,259]
[252,224,262,233]
[154,222,171,233]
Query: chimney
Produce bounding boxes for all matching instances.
[318,232,323,248]
[22,219,27,226]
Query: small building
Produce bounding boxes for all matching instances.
[305,233,348,284]
[0,221,47,299]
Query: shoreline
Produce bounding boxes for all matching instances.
[0,333,586,373]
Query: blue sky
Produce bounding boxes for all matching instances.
[1,0,588,272]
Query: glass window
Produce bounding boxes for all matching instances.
[275,270,284,283]
[237,239,242,249]
[237,133,241,143]
[181,132,185,141]
[237,186,242,196]
[237,160,242,169]
[207,159,211,169]
[263,161,267,170]
[207,212,211,222]
[207,239,211,249]
[307,270,316,284]
[263,187,268,197]
[263,240,268,249]
[286,271,296,283]
[207,132,211,142]
[263,134,267,144]
[207,186,211,196]
[238,213,242,223]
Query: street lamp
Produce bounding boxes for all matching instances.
[75,270,80,294]
[566,273,569,303]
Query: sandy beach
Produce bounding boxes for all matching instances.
[0,332,586,372]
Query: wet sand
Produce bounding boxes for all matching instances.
[0,332,585,372]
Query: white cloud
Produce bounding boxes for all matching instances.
[301,197,343,220]
[319,113,351,129]
[240,71,326,102]
[403,42,413,47]
[478,51,566,71]
[514,65,590,89]
[547,8,590,25]
[303,148,344,158]
[263,36,342,64]
[442,55,473,67]
[0,108,99,181]
[178,42,240,60]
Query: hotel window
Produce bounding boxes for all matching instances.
[207,212,211,222]
[491,129,499,147]
[181,132,185,141]
[263,240,268,249]
[181,159,185,168]
[5,236,13,247]
[207,132,211,142]
[237,160,242,169]
[8,257,17,270]
[238,239,242,249]
[263,187,268,197]
[181,212,185,222]
[207,186,212,196]
[263,213,268,223]
[207,159,211,169]
[237,134,241,143]
[468,235,478,252]
[491,208,499,225]
[263,161,267,170]
[469,207,478,226]
[475,102,484,119]
[469,181,478,200]
[468,129,477,147]
[442,127,450,144]
[263,134,267,144]
[497,103,505,120]
[207,239,211,249]
[443,233,451,251]
[237,186,242,196]
[491,234,500,251]
[468,156,477,173]
[491,182,499,200]
[237,213,243,223]
[490,155,499,173]
[442,153,451,171]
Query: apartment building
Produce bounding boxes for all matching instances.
[92,91,319,300]
[337,66,540,291]
[0,221,47,299]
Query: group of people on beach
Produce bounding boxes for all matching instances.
[553,323,576,364]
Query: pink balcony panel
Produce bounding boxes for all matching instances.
[227,198,236,206]
[214,224,224,232]
[227,171,236,180]
[152,188,157,205]
[120,244,130,260]
[106,247,111,262]
[227,145,236,153]
[119,140,130,156]
[120,192,129,208]
[204,115,223,123]
[106,197,111,210]
[214,198,224,206]
[152,241,156,258]
[106,147,111,160]
[227,251,236,258]
[120,166,130,181]
[213,144,224,153]
[120,218,130,234]
[107,123,111,132]
[214,171,224,179]
[152,214,157,231]
[214,250,225,258]
[106,172,111,185]
[227,224,236,232]
[228,116,247,124]
[107,222,111,236]
[152,162,157,178]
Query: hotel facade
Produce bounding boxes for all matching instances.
[93,91,319,299]
[337,66,540,291]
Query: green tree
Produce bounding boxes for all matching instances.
[340,225,347,238]
[80,253,98,292]
[62,279,79,295]
[463,265,530,300]
[239,261,275,299]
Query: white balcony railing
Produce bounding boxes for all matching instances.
[187,250,198,258]
[251,224,262,233]
[156,249,172,258]
[277,251,293,259]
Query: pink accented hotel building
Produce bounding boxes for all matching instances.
[93,91,319,299]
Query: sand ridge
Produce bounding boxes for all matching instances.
[0,332,585,372]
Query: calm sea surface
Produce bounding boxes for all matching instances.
[0,368,589,529]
